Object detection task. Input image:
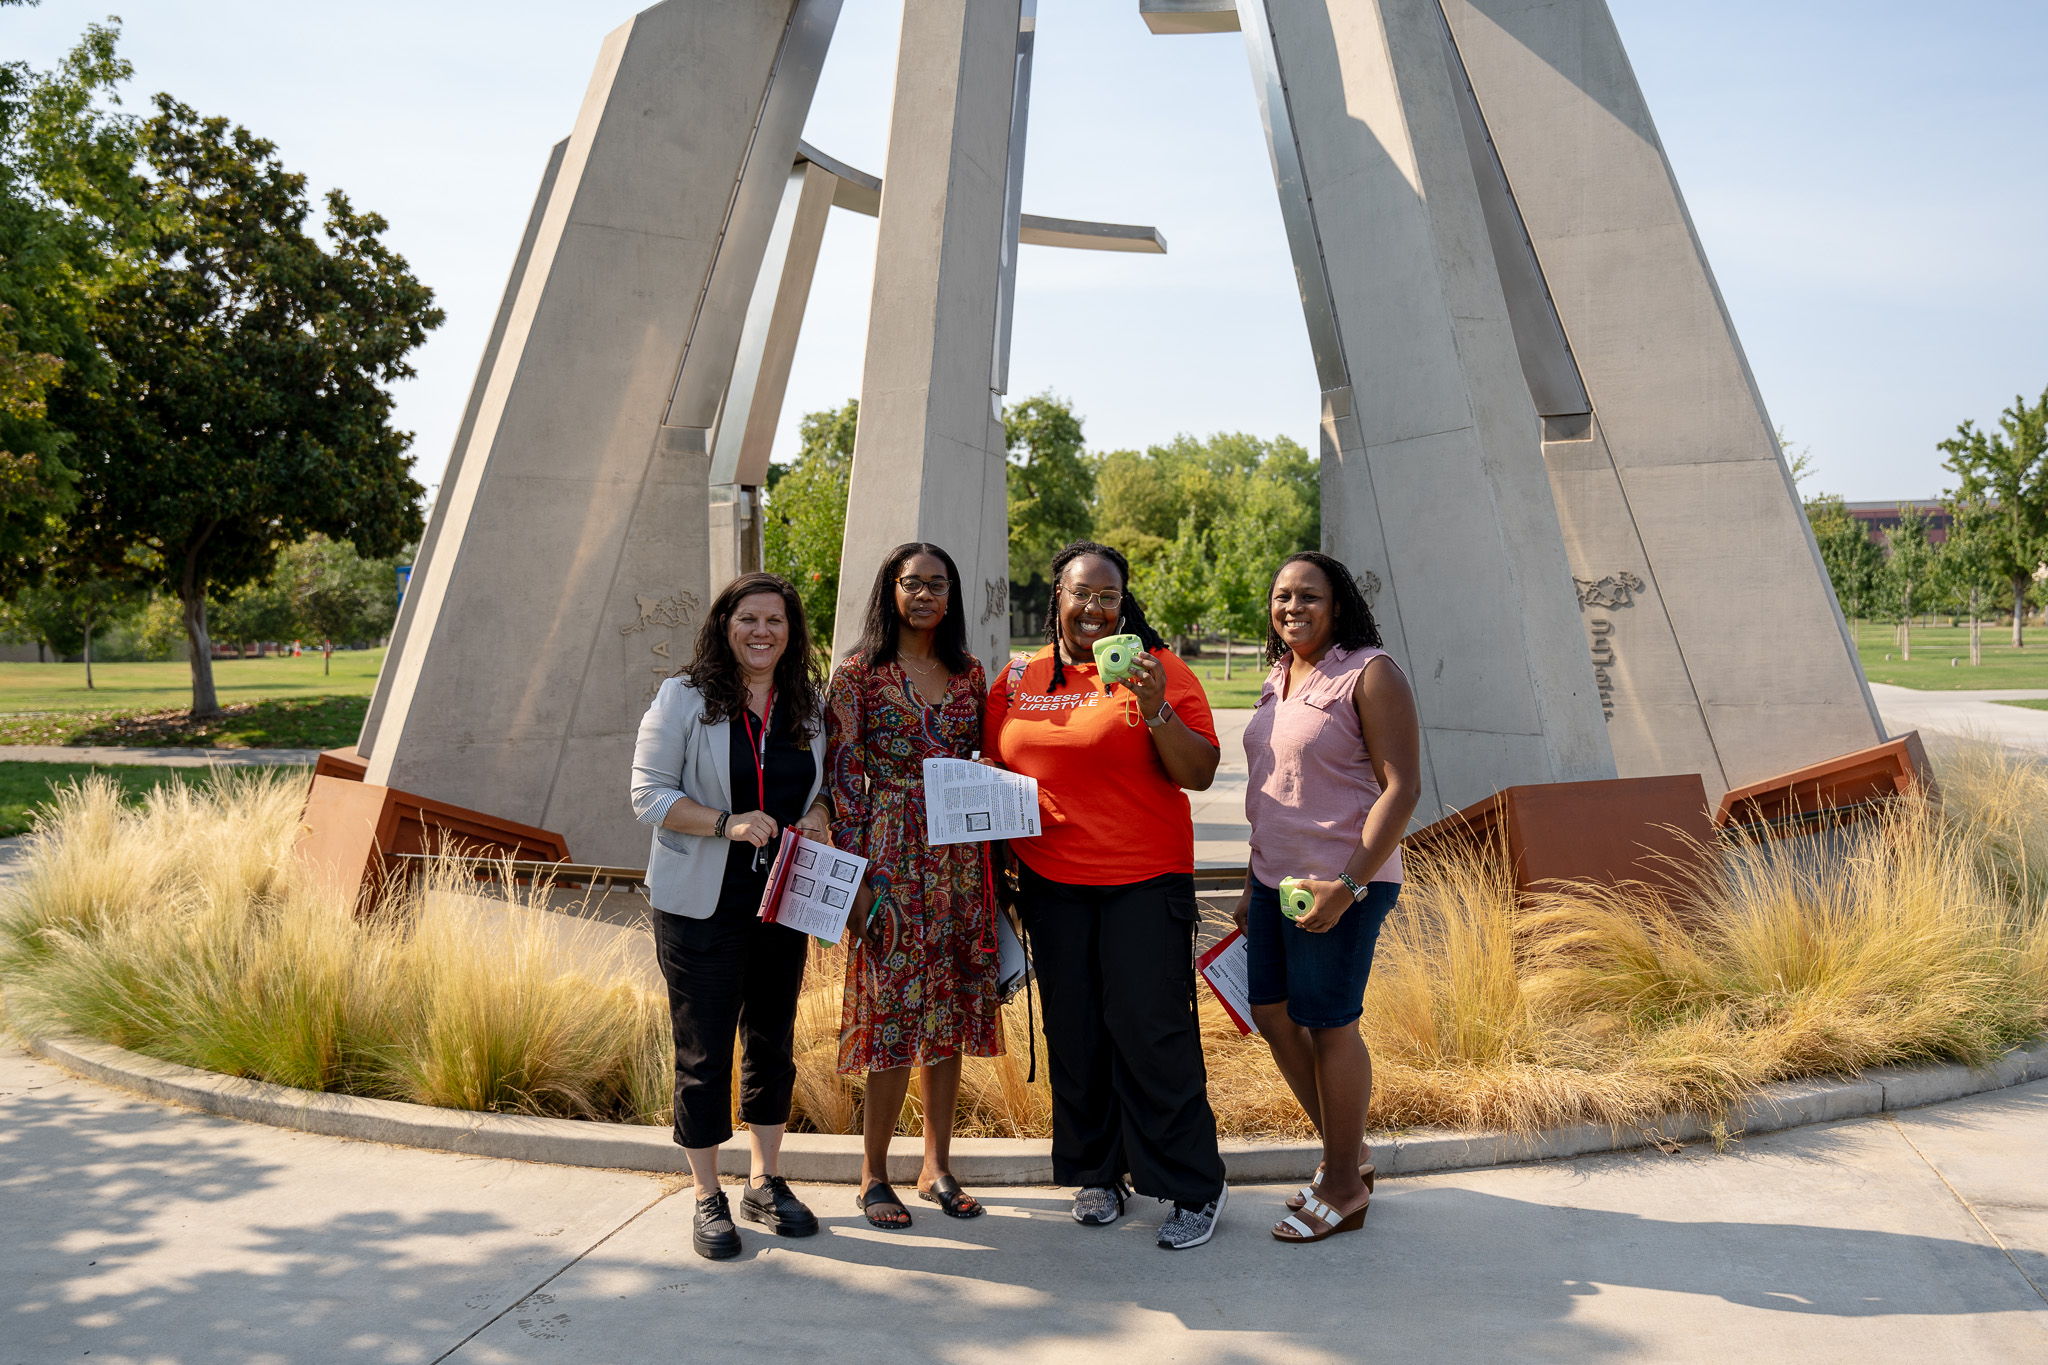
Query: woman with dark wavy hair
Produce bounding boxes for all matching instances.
[982,540,1229,1251]
[630,572,832,1261]
[824,542,1002,1230]
[1236,550,1418,1245]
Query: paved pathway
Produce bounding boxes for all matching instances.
[0,745,320,767]
[1869,684,2048,756]
[2,1043,2041,1363]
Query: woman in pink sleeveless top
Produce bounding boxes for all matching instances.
[1237,551,1420,1245]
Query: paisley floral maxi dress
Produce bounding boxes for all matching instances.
[826,654,1004,1074]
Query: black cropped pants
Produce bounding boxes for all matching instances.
[652,889,809,1150]
[1017,865,1225,1209]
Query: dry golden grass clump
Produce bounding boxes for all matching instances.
[0,770,672,1123]
[1,741,2043,1141]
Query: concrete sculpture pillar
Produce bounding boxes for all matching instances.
[1437,0,1885,796]
[830,0,1030,671]
[1236,0,1616,818]
[361,0,841,866]
[708,158,838,595]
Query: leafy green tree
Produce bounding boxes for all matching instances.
[763,399,856,643]
[208,577,297,656]
[1004,393,1095,582]
[284,533,399,671]
[1133,514,1213,651]
[50,90,439,714]
[1095,431,1318,656]
[1881,502,1938,657]
[0,570,143,683]
[1001,393,1094,636]
[1940,387,2048,648]
[0,18,140,590]
[1804,492,1884,627]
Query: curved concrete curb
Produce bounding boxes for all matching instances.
[28,1033,2046,1186]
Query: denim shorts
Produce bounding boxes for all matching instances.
[1245,876,1399,1029]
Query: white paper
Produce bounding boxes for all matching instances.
[1197,931,1260,1036]
[764,835,867,944]
[922,757,1042,845]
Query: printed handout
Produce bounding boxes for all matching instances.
[757,831,868,944]
[923,757,1041,846]
[1197,930,1258,1036]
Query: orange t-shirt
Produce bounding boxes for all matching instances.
[982,644,1219,886]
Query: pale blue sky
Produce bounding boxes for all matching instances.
[9,1,2045,503]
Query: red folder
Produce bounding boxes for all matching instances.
[755,828,801,924]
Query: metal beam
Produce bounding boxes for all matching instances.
[794,138,1164,253]
[1140,0,1241,34]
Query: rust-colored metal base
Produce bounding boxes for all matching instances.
[1404,774,1715,902]
[1714,731,1936,838]
[313,747,368,782]
[295,774,572,914]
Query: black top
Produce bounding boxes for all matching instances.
[719,694,817,903]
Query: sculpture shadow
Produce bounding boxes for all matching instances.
[0,1062,628,1362]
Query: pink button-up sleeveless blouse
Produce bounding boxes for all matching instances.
[1242,644,1404,888]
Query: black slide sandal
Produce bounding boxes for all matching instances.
[919,1173,984,1219]
[858,1180,912,1230]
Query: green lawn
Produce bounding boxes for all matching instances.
[1853,621,2048,690]
[0,649,380,748]
[0,760,310,837]
[1996,699,2048,712]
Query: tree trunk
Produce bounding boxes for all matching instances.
[1222,633,1232,681]
[1901,583,1911,660]
[180,587,220,716]
[2016,575,2029,649]
[1970,587,1982,666]
[83,617,94,690]
[323,639,332,675]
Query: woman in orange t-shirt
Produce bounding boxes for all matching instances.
[983,540,1228,1251]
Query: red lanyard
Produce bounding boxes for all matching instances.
[742,685,773,808]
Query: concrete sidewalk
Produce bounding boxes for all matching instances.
[3,1044,2041,1363]
[1870,684,2048,756]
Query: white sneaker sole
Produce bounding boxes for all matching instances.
[1073,1188,1125,1226]
[1158,1181,1227,1250]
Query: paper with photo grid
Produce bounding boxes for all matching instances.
[756,831,867,944]
[922,758,1042,845]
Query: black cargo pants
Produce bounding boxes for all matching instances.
[1017,865,1225,1209]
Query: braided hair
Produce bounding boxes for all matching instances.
[1262,551,1383,665]
[1041,540,1166,693]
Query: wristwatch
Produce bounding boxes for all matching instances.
[1337,872,1367,901]
[1145,699,1175,729]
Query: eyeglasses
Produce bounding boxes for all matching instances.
[1064,586,1124,610]
[895,576,951,598]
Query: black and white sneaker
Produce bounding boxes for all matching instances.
[1072,1181,1130,1226]
[692,1190,741,1260]
[1156,1183,1228,1250]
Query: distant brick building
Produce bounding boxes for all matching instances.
[1846,500,1951,547]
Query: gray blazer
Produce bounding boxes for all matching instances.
[629,675,827,918]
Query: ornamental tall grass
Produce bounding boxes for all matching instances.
[0,770,669,1122]
[1,746,2043,1141]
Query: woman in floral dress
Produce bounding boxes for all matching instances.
[826,541,1003,1230]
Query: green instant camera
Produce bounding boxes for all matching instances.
[1279,877,1315,922]
[1091,633,1145,690]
